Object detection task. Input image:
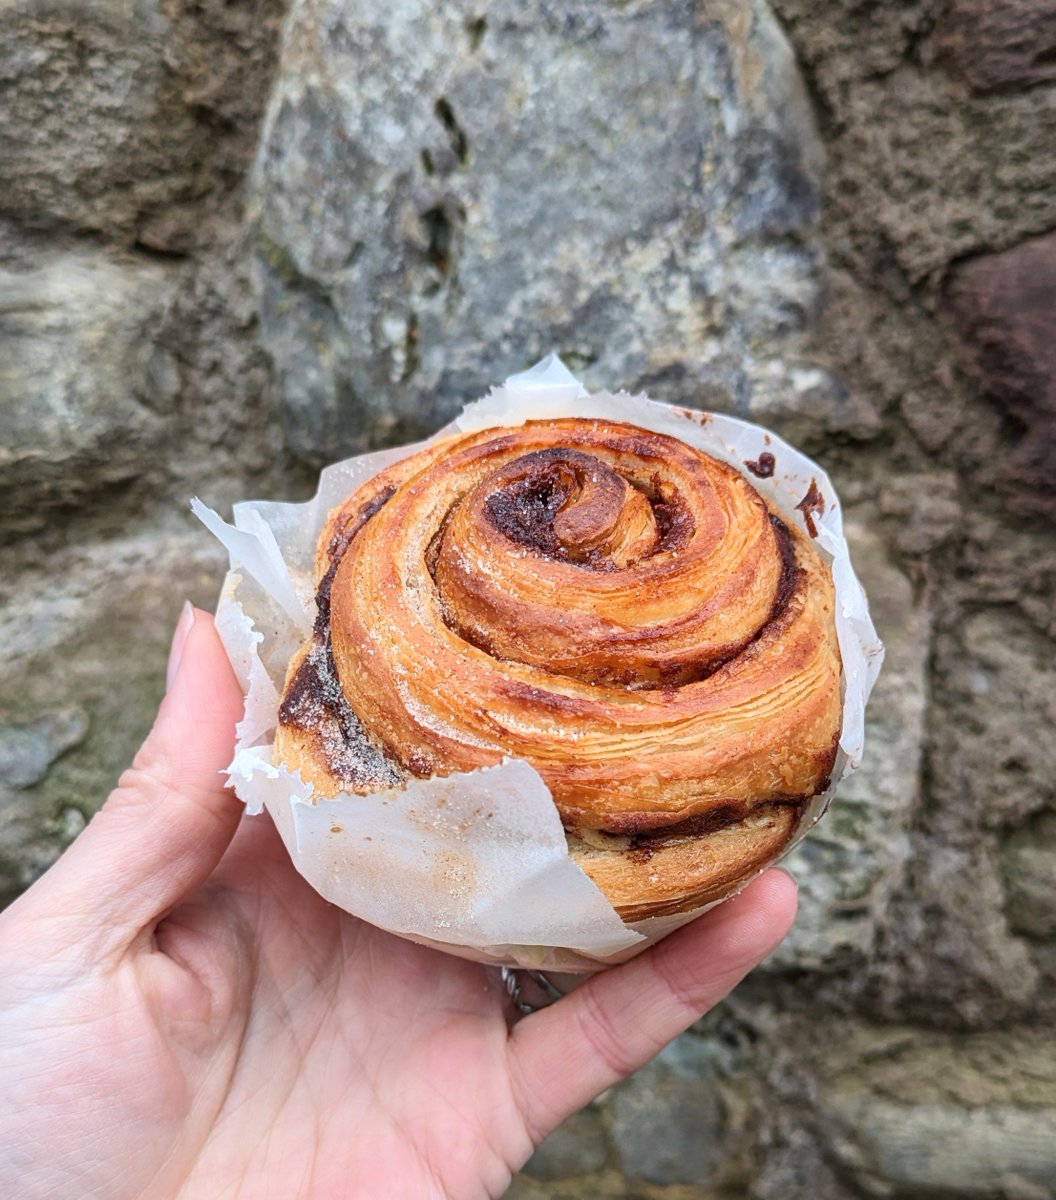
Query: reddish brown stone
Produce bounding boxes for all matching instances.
[935,0,1056,92]
[945,231,1056,520]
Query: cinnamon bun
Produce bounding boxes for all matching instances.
[275,418,842,920]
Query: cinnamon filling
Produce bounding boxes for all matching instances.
[279,638,405,793]
[481,448,687,568]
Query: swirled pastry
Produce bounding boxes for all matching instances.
[275,418,842,920]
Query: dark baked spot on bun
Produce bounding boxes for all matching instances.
[630,802,758,849]
[626,844,656,865]
[316,484,397,636]
[277,640,405,793]
[278,652,319,729]
[618,815,769,866]
[326,485,398,564]
[598,800,750,838]
[405,749,435,777]
[812,730,841,792]
[482,451,577,558]
[497,680,587,715]
[605,433,668,461]
[479,447,697,567]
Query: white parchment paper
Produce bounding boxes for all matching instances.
[196,354,883,972]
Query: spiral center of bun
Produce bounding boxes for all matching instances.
[402,427,791,688]
[479,448,673,569]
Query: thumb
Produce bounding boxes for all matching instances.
[15,605,246,956]
[507,870,798,1146]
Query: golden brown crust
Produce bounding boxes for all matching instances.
[567,803,803,921]
[275,416,842,919]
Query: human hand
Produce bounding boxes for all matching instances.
[0,606,797,1200]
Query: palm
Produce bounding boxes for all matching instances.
[0,610,796,1200]
[2,817,526,1199]
[168,818,531,1200]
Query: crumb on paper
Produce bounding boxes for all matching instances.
[796,477,826,538]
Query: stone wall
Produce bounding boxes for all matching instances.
[2,1,1054,1196]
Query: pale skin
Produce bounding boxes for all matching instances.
[0,607,798,1200]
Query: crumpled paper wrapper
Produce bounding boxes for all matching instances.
[195,354,883,972]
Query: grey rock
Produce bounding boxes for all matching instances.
[0,528,225,901]
[812,1027,1056,1200]
[827,1098,1056,1199]
[931,607,1056,830]
[0,790,65,906]
[249,0,828,463]
[878,471,962,556]
[944,232,1056,523]
[746,364,882,449]
[893,841,1040,1023]
[815,1024,1056,1111]
[0,251,179,529]
[503,1179,608,1200]
[0,708,88,789]
[1002,811,1056,939]
[0,0,286,250]
[0,0,198,238]
[958,510,1056,639]
[610,1036,727,1185]
[522,1106,610,1180]
[770,1,1056,283]
[750,1130,849,1200]
[768,518,926,971]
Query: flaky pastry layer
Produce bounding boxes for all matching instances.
[275,417,842,919]
[567,803,802,921]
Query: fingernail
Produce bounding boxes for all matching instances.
[166,602,195,692]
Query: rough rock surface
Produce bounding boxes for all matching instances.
[0,0,201,240]
[0,0,287,250]
[935,0,1056,93]
[772,0,1056,283]
[0,251,178,531]
[2,0,1055,1194]
[520,1106,609,1182]
[815,1027,1056,1199]
[608,1038,728,1185]
[249,0,841,464]
[945,231,1056,521]
[0,531,226,904]
[1003,811,1056,939]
